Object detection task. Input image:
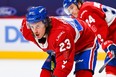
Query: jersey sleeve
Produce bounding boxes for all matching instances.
[20,18,36,43]
[78,2,109,43]
[53,31,75,77]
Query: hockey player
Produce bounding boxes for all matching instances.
[63,0,116,77]
[20,6,99,77]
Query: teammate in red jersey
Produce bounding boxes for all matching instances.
[63,0,116,77]
[20,6,99,77]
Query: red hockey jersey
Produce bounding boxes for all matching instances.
[20,16,95,77]
[78,1,116,44]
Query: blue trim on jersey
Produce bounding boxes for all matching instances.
[73,19,83,31]
[74,39,99,74]
[60,16,83,31]
[74,49,97,74]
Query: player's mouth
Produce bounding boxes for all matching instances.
[35,34,41,39]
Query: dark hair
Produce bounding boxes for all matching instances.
[38,17,52,43]
[75,0,83,9]
[44,17,52,35]
[77,0,83,4]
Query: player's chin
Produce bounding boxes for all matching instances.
[74,14,78,18]
[36,35,42,39]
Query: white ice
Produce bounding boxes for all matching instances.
[0,60,106,77]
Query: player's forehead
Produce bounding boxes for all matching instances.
[29,21,43,25]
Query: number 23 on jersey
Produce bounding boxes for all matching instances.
[59,39,71,52]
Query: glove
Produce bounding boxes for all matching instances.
[102,40,116,58]
[108,44,116,57]
[109,44,116,53]
[47,50,55,56]
[47,50,56,71]
[101,40,113,52]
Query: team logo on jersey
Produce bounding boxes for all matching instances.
[62,60,67,69]
[76,59,84,63]
[56,31,65,41]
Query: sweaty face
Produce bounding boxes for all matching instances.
[67,3,79,18]
[29,21,46,39]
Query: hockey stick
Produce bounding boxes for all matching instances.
[99,51,115,73]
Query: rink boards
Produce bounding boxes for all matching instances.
[0,18,106,60]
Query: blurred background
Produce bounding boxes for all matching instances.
[0,0,116,17]
[0,0,115,77]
